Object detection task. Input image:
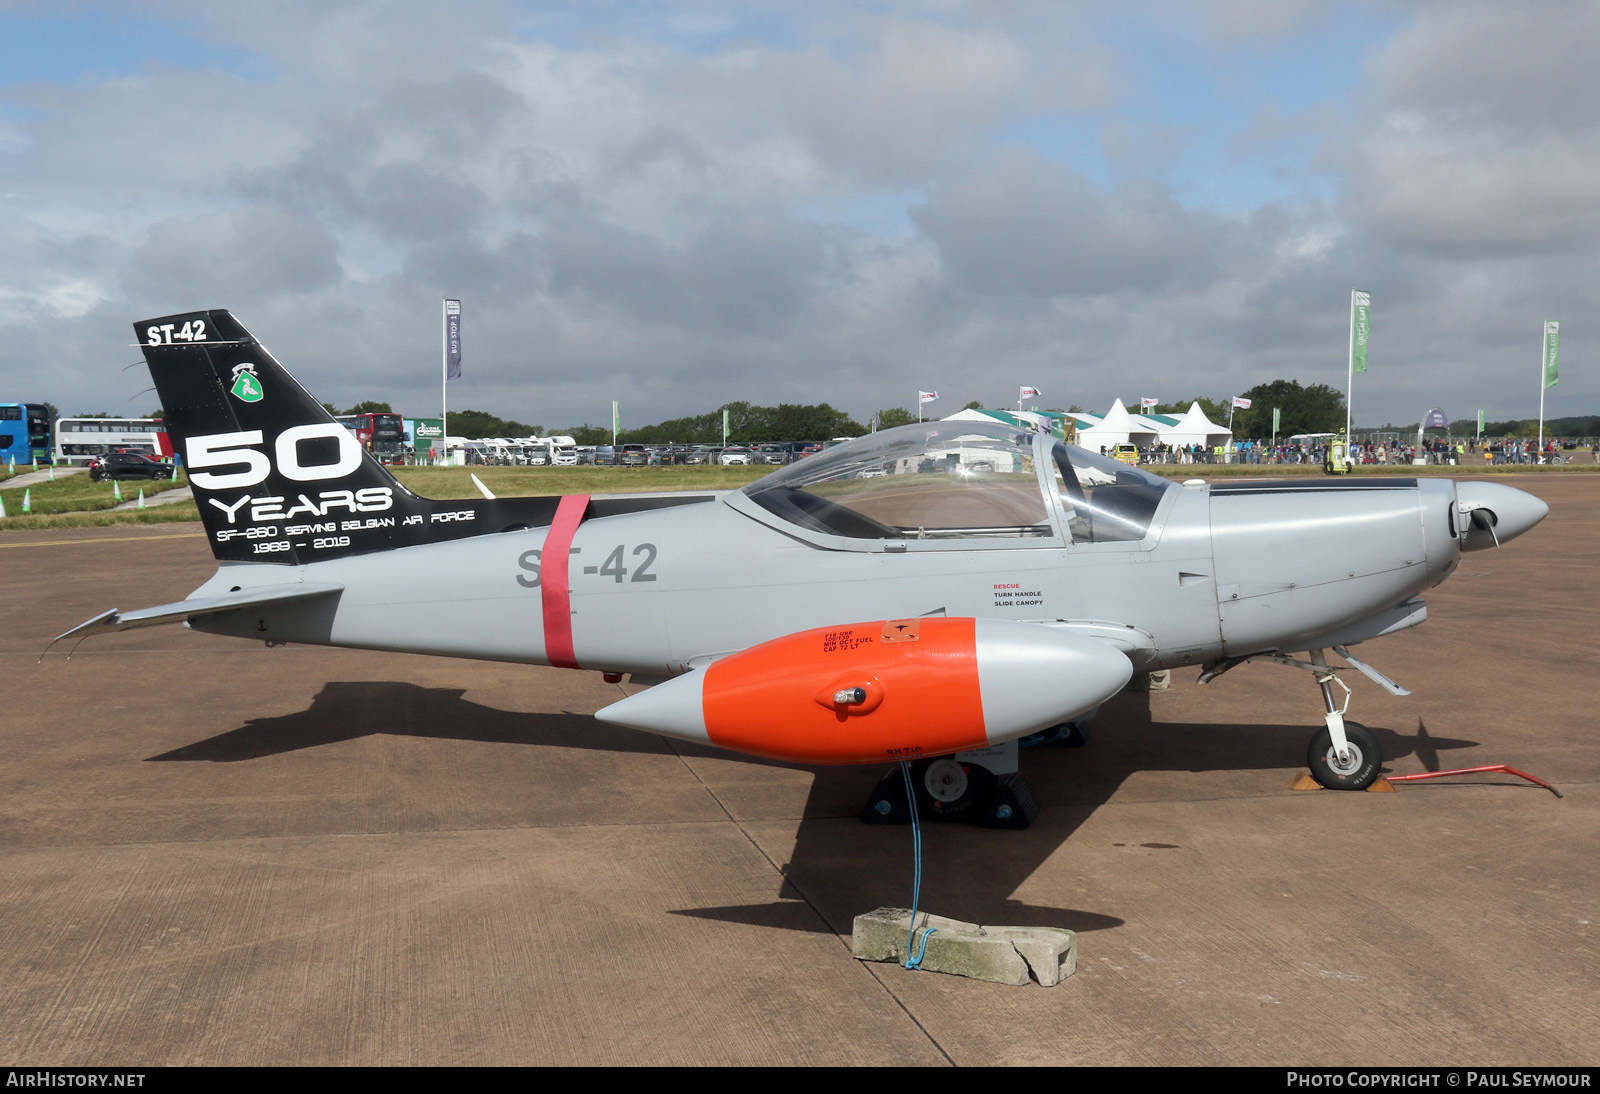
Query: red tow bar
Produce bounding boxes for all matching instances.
[1384,764,1562,799]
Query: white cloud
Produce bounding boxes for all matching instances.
[0,1,1593,427]
[1344,3,1600,254]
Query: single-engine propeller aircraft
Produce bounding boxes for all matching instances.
[60,311,1548,825]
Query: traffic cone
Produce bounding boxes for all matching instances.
[21,489,30,514]
[137,489,146,509]
[48,464,55,481]
[0,495,7,518]
[113,480,122,502]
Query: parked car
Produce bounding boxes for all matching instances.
[618,444,649,467]
[88,452,175,481]
[719,446,754,465]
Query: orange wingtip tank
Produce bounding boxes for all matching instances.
[594,618,1133,765]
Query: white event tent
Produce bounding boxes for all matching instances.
[1156,402,1233,448]
[945,400,1232,450]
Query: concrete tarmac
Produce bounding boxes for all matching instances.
[1,474,1595,1066]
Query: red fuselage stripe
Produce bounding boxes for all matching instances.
[541,494,590,669]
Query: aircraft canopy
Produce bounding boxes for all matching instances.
[740,421,1173,547]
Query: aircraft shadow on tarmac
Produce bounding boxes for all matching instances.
[144,681,660,762]
[145,681,1480,937]
[683,697,1481,936]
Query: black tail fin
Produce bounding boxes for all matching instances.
[139,310,561,564]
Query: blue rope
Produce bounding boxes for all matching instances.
[899,761,937,969]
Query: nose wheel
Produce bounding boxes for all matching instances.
[1307,720,1380,790]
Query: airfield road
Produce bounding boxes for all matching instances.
[0,475,1595,1067]
[0,466,87,490]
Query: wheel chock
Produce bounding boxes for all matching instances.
[1291,773,1395,792]
[859,768,911,824]
[977,772,1038,829]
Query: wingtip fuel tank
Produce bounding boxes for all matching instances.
[594,617,1134,765]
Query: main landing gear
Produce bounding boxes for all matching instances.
[857,709,1097,829]
[1202,645,1408,791]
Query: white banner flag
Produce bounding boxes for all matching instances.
[1232,396,1252,409]
[1020,385,1041,399]
[1140,397,1158,410]
[919,390,939,403]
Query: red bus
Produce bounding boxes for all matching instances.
[335,413,406,464]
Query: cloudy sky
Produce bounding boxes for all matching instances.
[1,0,1595,432]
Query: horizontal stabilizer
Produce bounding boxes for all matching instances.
[54,583,344,643]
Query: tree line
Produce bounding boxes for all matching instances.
[1136,381,1347,440]
[153,381,1593,446]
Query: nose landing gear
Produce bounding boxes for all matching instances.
[1201,645,1403,791]
[1304,648,1380,789]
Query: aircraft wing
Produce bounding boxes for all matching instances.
[54,583,344,643]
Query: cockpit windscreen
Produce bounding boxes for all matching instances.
[742,421,1050,541]
[1050,442,1172,543]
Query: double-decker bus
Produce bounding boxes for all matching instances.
[53,417,173,465]
[0,403,53,464]
[335,412,406,464]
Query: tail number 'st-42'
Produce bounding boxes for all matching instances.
[144,320,208,345]
[516,544,658,587]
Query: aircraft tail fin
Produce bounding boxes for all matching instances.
[137,310,562,564]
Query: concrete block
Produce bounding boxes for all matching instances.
[852,908,1077,987]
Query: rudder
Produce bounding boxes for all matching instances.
[138,309,561,563]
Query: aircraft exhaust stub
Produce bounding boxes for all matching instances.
[595,617,1133,765]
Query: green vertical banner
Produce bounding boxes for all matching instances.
[1477,410,1485,433]
[1351,290,1370,373]
[612,399,620,435]
[1543,320,1560,388]
[1272,407,1281,433]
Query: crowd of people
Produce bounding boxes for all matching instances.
[1481,438,1585,464]
[1111,436,1593,467]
